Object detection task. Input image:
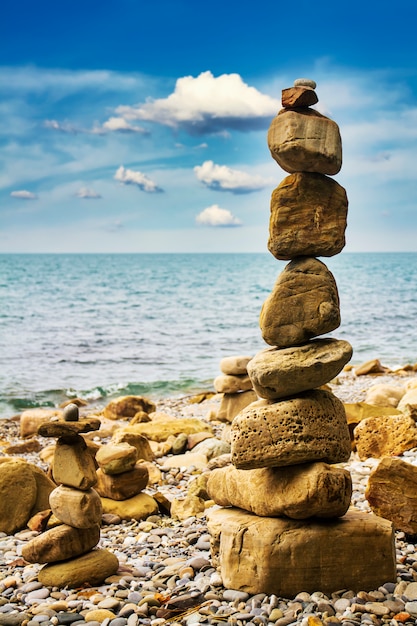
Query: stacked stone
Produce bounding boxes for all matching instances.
[213,355,257,423]
[207,79,397,597]
[95,439,150,500]
[22,404,119,588]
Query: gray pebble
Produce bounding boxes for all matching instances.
[293,78,317,89]
[223,589,250,602]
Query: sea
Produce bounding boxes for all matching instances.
[1,252,417,419]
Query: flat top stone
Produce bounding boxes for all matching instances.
[38,417,101,438]
[294,78,317,89]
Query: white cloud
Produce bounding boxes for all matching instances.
[10,190,38,200]
[115,71,280,134]
[75,187,102,199]
[114,165,163,192]
[194,160,273,193]
[44,119,80,134]
[101,117,147,134]
[196,204,242,227]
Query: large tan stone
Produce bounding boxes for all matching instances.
[365,457,417,534]
[213,374,253,393]
[216,390,258,423]
[95,442,138,475]
[38,417,101,438]
[38,548,119,588]
[100,492,158,521]
[268,173,348,260]
[20,408,62,439]
[111,430,154,461]
[231,390,351,469]
[259,257,340,348]
[268,108,342,175]
[398,389,417,412]
[171,495,206,520]
[49,486,102,528]
[53,434,97,490]
[121,419,212,442]
[95,464,149,500]
[207,462,352,519]
[103,396,156,420]
[354,414,417,460]
[207,508,396,597]
[0,459,37,534]
[247,339,352,400]
[220,355,253,376]
[364,383,405,407]
[22,524,100,564]
[29,464,57,515]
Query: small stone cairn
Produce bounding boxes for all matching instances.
[207,79,397,597]
[22,404,119,588]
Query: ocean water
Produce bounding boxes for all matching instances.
[1,252,417,419]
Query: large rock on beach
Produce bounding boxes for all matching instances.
[268,108,342,175]
[122,418,212,442]
[53,434,98,489]
[21,523,100,563]
[231,389,351,469]
[397,388,417,412]
[247,339,352,400]
[213,374,253,394]
[95,442,138,475]
[20,408,62,439]
[259,257,341,348]
[111,430,155,461]
[268,172,348,260]
[49,485,102,528]
[100,491,159,521]
[365,456,417,534]
[0,458,37,534]
[216,390,258,423]
[103,395,156,420]
[207,462,352,519]
[365,383,405,407]
[354,414,417,460]
[219,355,253,376]
[38,548,119,588]
[95,464,149,500]
[207,508,396,597]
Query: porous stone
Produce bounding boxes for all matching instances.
[220,355,253,376]
[95,464,149,500]
[207,462,352,518]
[366,456,417,534]
[53,434,98,490]
[268,108,342,175]
[49,485,103,528]
[38,548,119,588]
[21,524,100,563]
[95,442,138,475]
[100,492,159,521]
[231,389,351,469]
[247,339,352,400]
[216,390,258,423]
[0,458,37,534]
[259,257,340,347]
[281,86,318,108]
[213,374,253,394]
[268,172,348,260]
[121,419,213,442]
[103,396,156,420]
[353,414,417,460]
[207,508,396,597]
[111,430,155,461]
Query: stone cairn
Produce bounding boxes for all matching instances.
[213,355,257,423]
[207,79,397,597]
[22,404,119,588]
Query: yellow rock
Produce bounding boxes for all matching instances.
[100,491,158,521]
[121,418,212,442]
[38,548,119,588]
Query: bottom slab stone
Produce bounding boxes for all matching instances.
[38,548,119,588]
[207,507,396,597]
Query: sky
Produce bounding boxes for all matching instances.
[1,0,417,253]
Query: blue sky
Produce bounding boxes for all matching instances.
[1,0,417,253]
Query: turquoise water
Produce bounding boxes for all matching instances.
[1,252,417,418]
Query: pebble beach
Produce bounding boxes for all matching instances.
[1,370,417,626]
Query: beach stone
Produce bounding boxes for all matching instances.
[365,456,417,533]
[171,495,206,520]
[187,431,213,448]
[4,437,42,454]
[364,383,405,407]
[20,408,63,439]
[100,491,158,521]
[247,339,352,400]
[354,359,388,376]
[231,389,351,469]
[354,413,417,460]
[95,442,138,475]
[49,485,102,528]
[121,418,212,442]
[207,508,396,596]
[294,78,317,88]
[38,417,101,438]
[161,452,208,470]
[282,86,318,108]
[103,396,156,420]
[259,257,341,348]
[398,389,417,412]
[28,463,56,515]
[344,402,401,441]
[192,437,231,460]
[220,355,253,376]
[63,403,79,421]
[21,523,100,563]
[0,458,37,534]
[111,430,155,461]
[38,548,119,588]
[207,461,351,518]
[53,434,98,489]
[216,390,258,423]
[268,173,348,260]
[268,108,342,175]
[213,374,253,394]
[95,464,149,500]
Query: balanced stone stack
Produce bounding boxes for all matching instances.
[22,404,119,588]
[213,355,257,423]
[207,79,396,597]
